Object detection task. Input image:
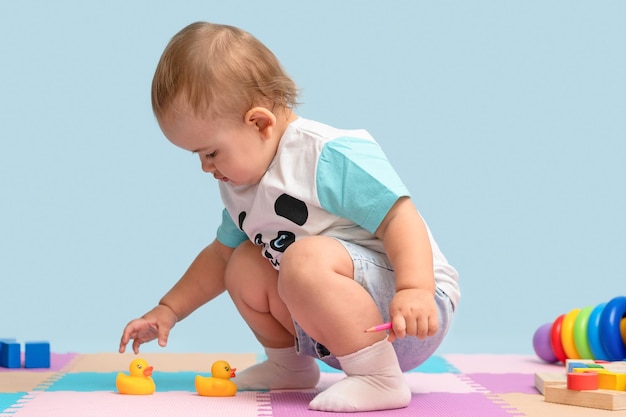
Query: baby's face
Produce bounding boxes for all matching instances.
[158,110,276,186]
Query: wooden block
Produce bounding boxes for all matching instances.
[598,371,626,391]
[603,362,626,373]
[567,372,598,390]
[566,359,594,373]
[535,372,566,395]
[25,341,50,368]
[545,383,626,411]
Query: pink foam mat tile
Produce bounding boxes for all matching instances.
[405,373,480,394]
[443,354,564,374]
[5,391,262,417]
[270,391,521,417]
[464,373,537,394]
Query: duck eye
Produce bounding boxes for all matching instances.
[137,365,143,369]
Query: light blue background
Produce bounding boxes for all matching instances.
[1,1,625,357]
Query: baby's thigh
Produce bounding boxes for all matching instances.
[279,236,354,281]
[225,241,278,291]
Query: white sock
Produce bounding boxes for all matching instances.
[308,339,411,412]
[236,346,320,390]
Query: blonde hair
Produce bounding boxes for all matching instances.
[152,22,299,121]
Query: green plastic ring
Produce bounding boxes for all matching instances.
[573,305,594,359]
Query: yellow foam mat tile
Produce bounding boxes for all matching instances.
[0,372,58,393]
[65,353,258,373]
[500,392,626,417]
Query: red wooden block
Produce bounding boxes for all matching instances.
[568,372,599,390]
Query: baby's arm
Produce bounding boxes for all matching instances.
[119,239,235,353]
[375,197,437,341]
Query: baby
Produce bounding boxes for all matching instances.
[119,21,460,412]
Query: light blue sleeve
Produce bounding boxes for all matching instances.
[316,136,410,233]
[216,208,249,248]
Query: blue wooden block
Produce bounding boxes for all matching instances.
[568,362,589,374]
[0,338,17,358]
[0,341,21,368]
[25,341,50,368]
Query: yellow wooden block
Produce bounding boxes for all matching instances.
[545,383,626,411]
[598,371,626,391]
[572,367,608,373]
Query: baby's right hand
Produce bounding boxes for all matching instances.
[118,304,178,354]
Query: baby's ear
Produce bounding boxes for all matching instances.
[245,107,276,138]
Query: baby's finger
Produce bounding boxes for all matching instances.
[118,333,128,353]
[428,314,439,337]
[391,316,407,339]
[119,323,137,353]
[405,317,419,338]
[157,326,170,348]
[132,337,142,354]
[416,316,430,339]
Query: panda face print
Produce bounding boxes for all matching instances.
[274,194,308,226]
[270,231,296,252]
[241,193,309,268]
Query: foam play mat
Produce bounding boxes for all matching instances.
[2,352,626,416]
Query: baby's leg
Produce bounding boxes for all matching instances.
[224,241,319,390]
[279,237,411,412]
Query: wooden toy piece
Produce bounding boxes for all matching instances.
[565,358,595,373]
[0,339,16,358]
[534,372,566,395]
[567,372,598,390]
[116,358,156,395]
[195,360,237,397]
[544,384,626,411]
[598,371,626,391]
[566,358,626,374]
[603,361,626,374]
[25,341,51,368]
[0,341,21,368]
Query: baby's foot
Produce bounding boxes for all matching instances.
[236,347,320,390]
[308,372,411,412]
[309,339,411,412]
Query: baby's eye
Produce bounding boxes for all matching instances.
[205,151,217,159]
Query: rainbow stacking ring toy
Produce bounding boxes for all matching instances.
[533,296,626,363]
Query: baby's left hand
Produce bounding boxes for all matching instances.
[388,288,438,342]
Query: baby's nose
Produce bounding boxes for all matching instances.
[200,159,214,173]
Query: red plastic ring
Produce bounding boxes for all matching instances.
[550,314,568,363]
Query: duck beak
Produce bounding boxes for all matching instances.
[230,368,237,378]
[143,366,154,377]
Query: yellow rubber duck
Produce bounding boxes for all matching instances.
[195,360,237,397]
[116,358,156,395]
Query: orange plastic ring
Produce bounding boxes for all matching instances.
[561,308,582,359]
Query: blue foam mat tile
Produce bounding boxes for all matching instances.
[0,392,28,413]
[45,372,200,392]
